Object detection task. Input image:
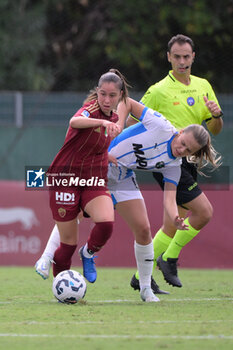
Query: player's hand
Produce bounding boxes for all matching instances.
[108,154,118,166]
[203,96,222,117]
[174,216,189,230]
[103,121,121,138]
[116,123,124,134]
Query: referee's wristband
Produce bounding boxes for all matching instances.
[212,111,223,119]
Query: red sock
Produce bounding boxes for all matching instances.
[53,242,77,277]
[87,221,113,253]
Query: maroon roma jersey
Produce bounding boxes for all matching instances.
[49,99,118,180]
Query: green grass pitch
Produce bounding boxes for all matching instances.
[0,267,232,350]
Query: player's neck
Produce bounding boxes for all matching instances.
[172,71,191,86]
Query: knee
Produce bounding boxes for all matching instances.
[191,201,213,228]
[200,202,213,224]
[135,223,152,244]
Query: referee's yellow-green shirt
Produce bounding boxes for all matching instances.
[139,71,221,130]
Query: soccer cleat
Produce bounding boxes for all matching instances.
[140,287,160,302]
[35,256,53,279]
[130,274,170,295]
[157,254,182,287]
[79,246,97,283]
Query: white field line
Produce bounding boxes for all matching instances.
[0,320,232,326]
[0,333,233,340]
[91,298,233,302]
[0,297,233,305]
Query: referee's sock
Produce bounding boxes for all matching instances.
[163,218,200,261]
[152,229,172,269]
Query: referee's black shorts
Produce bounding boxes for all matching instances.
[153,158,202,207]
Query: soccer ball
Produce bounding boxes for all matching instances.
[52,270,86,304]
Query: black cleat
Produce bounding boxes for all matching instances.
[130,274,170,295]
[157,254,182,287]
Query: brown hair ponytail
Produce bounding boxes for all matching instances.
[84,68,131,104]
[108,68,131,102]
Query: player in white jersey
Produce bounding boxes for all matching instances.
[35,98,221,302]
[109,107,181,181]
[108,107,181,207]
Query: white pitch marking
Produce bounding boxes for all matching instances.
[0,319,232,325]
[92,298,233,302]
[0,297,233,305]
[0,333,233,340]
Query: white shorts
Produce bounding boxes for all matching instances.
[107,164,143,205]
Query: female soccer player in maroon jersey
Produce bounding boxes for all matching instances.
[47,69,129,281]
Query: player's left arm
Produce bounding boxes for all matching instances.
[116,98,142,131]
[163,182,189,230]
[116,98,144,122]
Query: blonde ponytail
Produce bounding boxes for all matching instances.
[184,124,222,175]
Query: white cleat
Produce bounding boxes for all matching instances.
[140,287,160,302]
[35,256,53,279]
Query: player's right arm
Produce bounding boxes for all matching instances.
[163,182,189,230]
[69,116,120,138]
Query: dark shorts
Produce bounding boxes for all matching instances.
[49,186,111,222]
[153,158,202,207]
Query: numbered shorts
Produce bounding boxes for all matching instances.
[49,186,112,222]
[107,165,143,205]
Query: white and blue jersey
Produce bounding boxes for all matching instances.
[108,107,181,186]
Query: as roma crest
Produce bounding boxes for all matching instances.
[58,207,66,218]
